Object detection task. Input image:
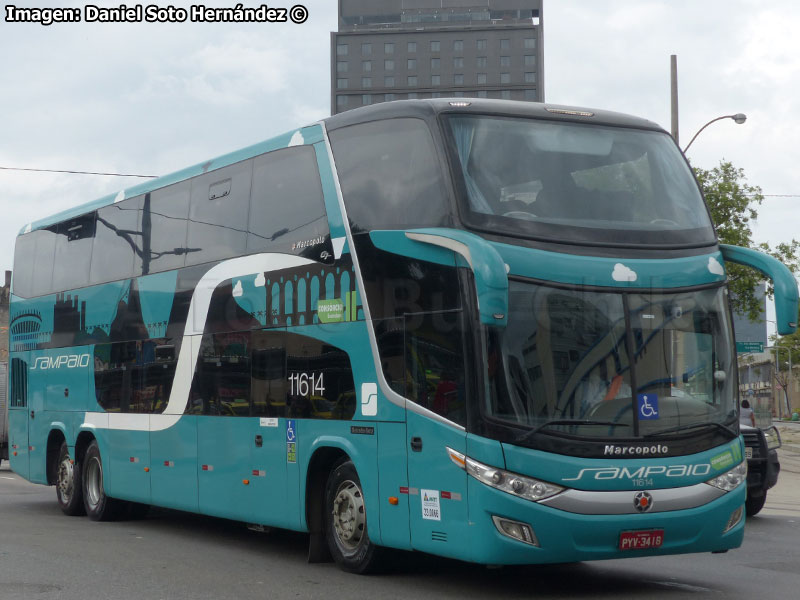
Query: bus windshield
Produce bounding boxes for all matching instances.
[485,281,736,440]
[446,114,716,247]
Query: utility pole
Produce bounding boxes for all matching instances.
[670,55,679,145]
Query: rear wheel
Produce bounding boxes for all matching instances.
[82,441,122,521]
[324,459,383,574]
[55,441,85,516]
[745,491,767,516]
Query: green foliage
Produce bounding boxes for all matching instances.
[695,160,799,321]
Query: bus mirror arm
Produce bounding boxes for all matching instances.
[719,244,799,335]
[369,228,508,327]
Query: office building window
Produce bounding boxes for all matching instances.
[385,75,395,87]
[524,55,536,66]
[430,40,440,52]
[385,42,394,54]
[431,57,440,69]
[500,39,510,50]
[432,92,442,98]
[476,90,487,98]
[385,59,394,70]
[408,58,417,70]
[336,95,348,109]
[431,74,441,86]
[524,89,537,100]
[337,78,348,89]
[408,92,418,99]
[385,93,396,101]
[524,37,536,49]
[524,72,536,83]
[501,90,511,99]
[362,94,372,105]
[454,57,464,68]
[454,74,464,85]
[362,60,372,72]
[362,43,372,55]
[500,73,511,84]
[337,44,348,56]
[477,73,487,84]
[408,75,418,86]
[476,56,487,68]
[337,61,348,73]
[408,41,417,52]
[477,39,487,51]
[500,56,510,67]
[454,91,464,97]
[362,77,372,88]
[454,40,463,51]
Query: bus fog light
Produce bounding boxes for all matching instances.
[705,462,747,492]
[724,506,744,533]
[492,516,539,547]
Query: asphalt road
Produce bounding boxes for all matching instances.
[1,449,799,600]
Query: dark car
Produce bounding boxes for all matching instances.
[740,424,781,516]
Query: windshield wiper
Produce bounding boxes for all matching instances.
[516,419,629,444]
[644,421,737,438]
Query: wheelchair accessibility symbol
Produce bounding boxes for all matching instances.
[286,419,296,442]
[637,394,659,420]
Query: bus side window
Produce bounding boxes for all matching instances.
[329,117,451,232]
[52,214,95,293]
[186,160,253,266]
[247,146,329,256]
[136,182,190,275]
[91,197,141,285]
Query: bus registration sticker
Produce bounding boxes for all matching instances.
[421,489,441,521]
[619,529,664,550]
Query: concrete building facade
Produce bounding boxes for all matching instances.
[331,0,543,114]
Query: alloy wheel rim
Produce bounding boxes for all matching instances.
[332,479,366,553]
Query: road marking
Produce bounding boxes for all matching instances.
[1,476,16,480]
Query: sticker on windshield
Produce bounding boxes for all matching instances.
[637,394,659,420]
[421,489,441,521]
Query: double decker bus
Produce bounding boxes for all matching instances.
[7,99,798,573]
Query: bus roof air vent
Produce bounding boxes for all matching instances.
[545,107,594,117]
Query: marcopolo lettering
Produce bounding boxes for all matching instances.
[562,463,713,482]
[31,354,91,371]
[604,444,669,456]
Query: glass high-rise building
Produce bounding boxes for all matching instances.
[331,1,544,114]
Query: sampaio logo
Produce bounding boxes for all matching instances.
[31,354,91,370]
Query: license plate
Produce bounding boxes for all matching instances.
[745,447,753,459]
[619,529,664,550]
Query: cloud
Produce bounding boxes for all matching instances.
[254,273,266,288]
[232,280,243,297]
[612,263,638,282]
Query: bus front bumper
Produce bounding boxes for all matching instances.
[466,479,745,565]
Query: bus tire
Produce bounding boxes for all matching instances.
[56,441,85,516]
[745,492,766,517]
[82,441,122,521]
[324,459,383,574]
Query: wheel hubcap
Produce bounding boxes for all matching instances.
[332,480,365,552]
[86,457,102,508]
[57,456,73,504]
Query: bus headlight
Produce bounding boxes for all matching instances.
[447,447,563,502]
[705,462,747,492]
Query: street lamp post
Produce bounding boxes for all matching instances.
[682,113,747,153]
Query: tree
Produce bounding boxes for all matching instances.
[694,160,800,321]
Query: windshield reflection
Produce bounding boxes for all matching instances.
[485,281,736,439]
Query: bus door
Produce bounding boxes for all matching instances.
[26,354,48,484]
[8,357,29,479]
[404,311,470,556]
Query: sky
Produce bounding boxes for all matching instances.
[2,0,799,285]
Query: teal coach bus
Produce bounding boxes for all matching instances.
[7,99,798,573]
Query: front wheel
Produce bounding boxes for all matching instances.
[82,441,122,521]
[56,441,85,516]
[324,459,383,574]
[746,491,767,516]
